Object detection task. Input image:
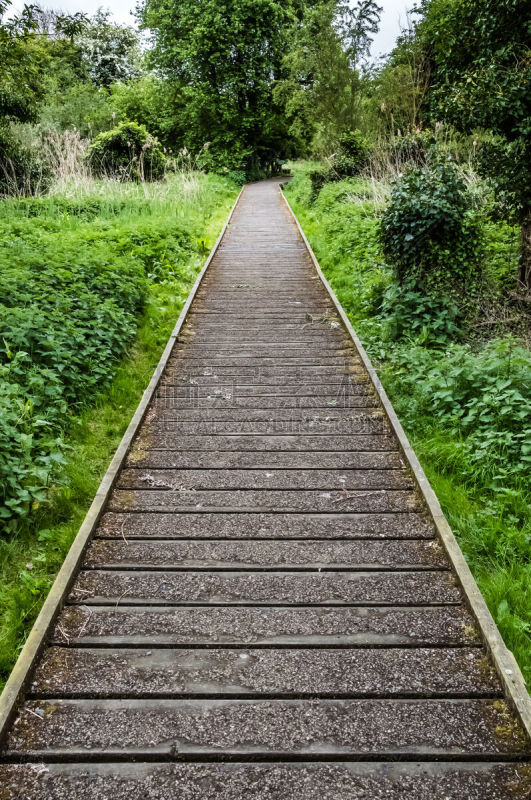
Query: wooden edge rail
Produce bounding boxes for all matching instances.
[0,187,245,746]
[279,183,531,739]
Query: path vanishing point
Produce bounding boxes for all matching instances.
[0,179,530,798]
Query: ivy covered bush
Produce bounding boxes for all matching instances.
[380,161,482,288]
[87,121,166,180]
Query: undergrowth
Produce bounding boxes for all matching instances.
[0,172,238,688]
[285,163,531,682]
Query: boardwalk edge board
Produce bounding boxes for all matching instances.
[0,188,245,745]
[279,183,531,737]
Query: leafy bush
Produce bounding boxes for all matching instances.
[0,214,149,521]
[380,162,482,289]
[338,130,369,166]
[378,280,461,346]
[386,338,531,481]
[0,125,52,196]
[477,135,531,224]
[309,129,370,195]
[87,121,166,181]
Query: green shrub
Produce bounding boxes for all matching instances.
[0,213,149,522]
[338,129,370,167]
[380,162,482,289]
[309,130,370,196]
[87,121,166,181]
[379,280,462,346]
[385,338,531,481]
[476,135,531,224]
[0,126,52,196]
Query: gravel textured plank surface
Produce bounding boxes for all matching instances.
[96,511,431,539]
[6,699,528,757]
[2,762,529,800]
[50,604,481,647]
[68,570,461,605]
[31,647,500,698]
[83,539,448,570]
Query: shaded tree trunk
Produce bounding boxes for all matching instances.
[519,206,531,291]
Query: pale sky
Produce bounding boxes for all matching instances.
[8,0,413,59]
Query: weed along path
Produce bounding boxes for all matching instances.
[0,179,530,797]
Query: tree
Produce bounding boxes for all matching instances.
[370,19,431,136]
[274,0,381,155]
[415,0,531,289]
[139,0,295,175]
[0,1,47,124]
[76,10,141,87]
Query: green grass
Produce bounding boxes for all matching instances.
[0,171,239,688]
[285,163,531,683]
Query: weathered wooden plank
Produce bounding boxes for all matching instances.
[50,604,481,647]
[149,394,379,409]
[96,511,432,540]
[1,762,529,800]
[6,699,528,758]
[68,570,461,606]
[143,420,390,436]
[158,379,373,395]
[143,419,390,436]
[117,468,410,491]
[132,434,397,451]
[151,405,384,420]
[84,539,447,571]
[166,366,364,380]
[30,647,499,698]
[108,488,420,514]
[126,450,403,470]
[151,404,383,417]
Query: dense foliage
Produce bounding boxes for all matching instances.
[414,0,531,287]
[87,121,166,180]
[139,0,294,177]
[309,129,370,193]
[0,174,236,524]
[380,162,481,289]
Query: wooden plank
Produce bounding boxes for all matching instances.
[83,539,448,571]
[117,468,411,491]
[30,647,500,698]
[108,488,420,514]
[49,604,481,647]
[96,511,433,540]
[1,762,529,799]
[68,570,461,606]
[143,420,390,436]
[5,698,528,758]
[133,434,397,451]
[126,450,403,469]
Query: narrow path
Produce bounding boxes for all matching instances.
[1,179,530,798]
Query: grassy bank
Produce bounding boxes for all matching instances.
[284,164,531,683]
[0,172,239,688]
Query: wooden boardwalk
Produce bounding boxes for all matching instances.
[1,179,530,797]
